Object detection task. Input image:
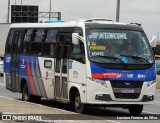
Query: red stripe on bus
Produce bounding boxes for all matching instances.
[26,59,37,95]
[92,73,118,79]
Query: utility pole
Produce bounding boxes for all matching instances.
[157,32,159,45]
[116,0,120,22]
[49,0,52,20]
[7,0,10,23]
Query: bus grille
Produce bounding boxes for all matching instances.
[110,81,143,99]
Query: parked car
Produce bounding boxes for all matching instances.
[0,60,3,76]
[155,60,160,75]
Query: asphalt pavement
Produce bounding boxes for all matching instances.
[0,77,160,123]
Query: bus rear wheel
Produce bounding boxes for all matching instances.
[22,83,41,103]
[22,83,31,101]
[74,92,86,113]
[128,105,143,116]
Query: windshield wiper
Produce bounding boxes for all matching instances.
[95,55,127,65]
[120,54,151,65]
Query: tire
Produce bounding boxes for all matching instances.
[128,105,143,116]
[32,95,41,103]
[74,92,86,113]
[22,83,41,103]
[22,83,31,101]
[158,70,160,75]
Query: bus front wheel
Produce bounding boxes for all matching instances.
[74,92,86,113]
[128,105,143,116]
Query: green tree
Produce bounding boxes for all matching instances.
[153,45,160,55]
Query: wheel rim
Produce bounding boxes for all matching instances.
[75,96,80,109]
[75,96,83,111]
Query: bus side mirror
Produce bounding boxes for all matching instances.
[72,33,80,45]
[150,36,157,47]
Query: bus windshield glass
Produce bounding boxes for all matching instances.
[86,29,154,64]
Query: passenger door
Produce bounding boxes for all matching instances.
[55,33,71,100]
[10,30,24,92]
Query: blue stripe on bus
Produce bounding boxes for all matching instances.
[19,55,47,97]
[31,57,41,96]
[90,62,156,81]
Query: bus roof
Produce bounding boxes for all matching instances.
[10,21,77,28]
[9,18,143,31]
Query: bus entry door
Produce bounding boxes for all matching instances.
[10,31,23,92]
[55,34,70,100]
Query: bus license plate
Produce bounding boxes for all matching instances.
[121,89,134,93]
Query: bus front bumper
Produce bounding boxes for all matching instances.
[86,78,156,105]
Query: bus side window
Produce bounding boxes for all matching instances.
[30,42,42,56]
[22,29,32,54]
[24,29,33,42]
[62,34,71,73]
[5,30,14,53]
[70,41,85,63]
[42,43,55,57]
[13,32,22,51]
[28,29,46,56]
[34,29,46,42]
[46,29,58,42]
[22,42,30,54]
[41,29,58,57]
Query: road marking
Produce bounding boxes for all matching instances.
[0,83,4,85]
[105,120,121,123]
[143,111,158,114]
[0,96,14,100]
[154,101,160,104]
[2,112,23,114]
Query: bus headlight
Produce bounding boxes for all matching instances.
[89,78,108,88]
[147,80,156,87]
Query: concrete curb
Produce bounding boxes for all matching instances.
[156,75,160,89]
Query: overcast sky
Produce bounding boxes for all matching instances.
[0,0,159,40]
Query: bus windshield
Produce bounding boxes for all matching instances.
[86,29,154,65]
